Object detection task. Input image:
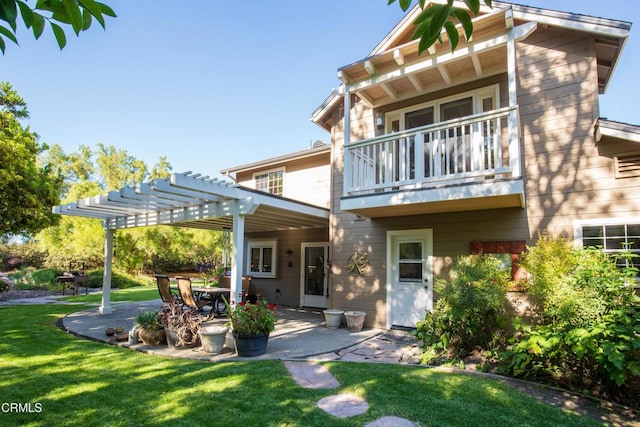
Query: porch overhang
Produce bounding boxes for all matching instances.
[340,178,525,218]
[311,2,630,129]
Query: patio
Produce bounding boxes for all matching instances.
[62,299,386,361]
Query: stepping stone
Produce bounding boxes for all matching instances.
[283,361,340,389]
[317,393,368,418]
[365,416,416,426]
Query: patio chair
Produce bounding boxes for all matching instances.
[155,274,180,304]
[219,275,256,303]
[242,276,257,304]
[175,276,210,313]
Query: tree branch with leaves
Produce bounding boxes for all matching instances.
[389,0,493,53]
[0,0,116,53]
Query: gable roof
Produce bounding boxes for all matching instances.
[311,1,631,130]
[220,142,330,178]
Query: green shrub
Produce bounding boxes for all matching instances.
[0,273,12,292]
[7,268,151,291]
[520,232,577,318]
[503,235,640,392]
[86,270,153,289]
[0,242,47,271]
[415,254,511,358]
[8,268,63,290]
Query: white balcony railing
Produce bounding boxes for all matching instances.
[344,106,521,196]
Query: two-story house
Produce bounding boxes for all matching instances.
[55,1,639,329]
[226,0,638,329]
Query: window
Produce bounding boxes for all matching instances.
[254,169,284,196]
[385,84,499,132]
[398,241,423,282]
[247,239,277,278]
[575,219,640,278]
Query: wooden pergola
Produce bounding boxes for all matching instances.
[53,172,329,314]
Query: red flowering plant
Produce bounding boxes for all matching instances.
[225,298,277,336]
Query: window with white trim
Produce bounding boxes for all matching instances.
[247,239,277,278]
[386,84,499,131]
[254,169,284,196]
[575,219,640,279]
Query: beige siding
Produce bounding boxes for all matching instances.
[516,27,638,237]
[245,227,329,307]
[327,26,640,329]
[235,154,330,208]
[284,163,331,208]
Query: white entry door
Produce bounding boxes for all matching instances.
[300,243,329,308]
[387,229,433,328]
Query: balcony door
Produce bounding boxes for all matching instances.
[385,88,497,180]
[386,229,433,329]
[300,242,329,308]
[386,87,497,132]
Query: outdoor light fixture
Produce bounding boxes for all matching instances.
[375,110,384,130]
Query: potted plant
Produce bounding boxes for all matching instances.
[199,323,229,354]
[135,310,166,345]
[225,297,277,356]
[161,297,205,348]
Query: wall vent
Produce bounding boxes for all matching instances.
[615,153,640,178]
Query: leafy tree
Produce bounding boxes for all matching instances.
[38,143,220,273]
[0,0,117,53]
[149,155,172,180]
[1,1,491,55]
[95,143,147,191]
[389,0,493,53]
[0,81,62,237]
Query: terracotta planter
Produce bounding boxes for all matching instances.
[199,326,228,354]
[344,311,366,332]
[233,332,269,357]
[323,309,344,329]
[138,328,166,345]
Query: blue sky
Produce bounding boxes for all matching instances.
[2,1,639,180]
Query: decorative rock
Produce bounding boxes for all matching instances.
[365,416,417,427]
[317,393,368,418]
[284,361,340,389]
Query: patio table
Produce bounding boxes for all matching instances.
[191,286,231,317]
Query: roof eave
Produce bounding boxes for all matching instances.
[220,143,330,176]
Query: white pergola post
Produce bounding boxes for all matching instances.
[100,228,114,314]
[230,211,245,305]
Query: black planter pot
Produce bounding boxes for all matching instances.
[233,332,269,357]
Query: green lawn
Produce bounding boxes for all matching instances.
[0,296,603,426]
[60,285,160,303]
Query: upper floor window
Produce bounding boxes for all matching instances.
[387,85,498,132]
[574,219,640,279]
[254,169,284,196]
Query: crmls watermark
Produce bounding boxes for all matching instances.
[1,402,43,413]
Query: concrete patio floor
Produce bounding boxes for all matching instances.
[61,299,387,361]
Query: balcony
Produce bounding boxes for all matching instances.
[341,106,525,217]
